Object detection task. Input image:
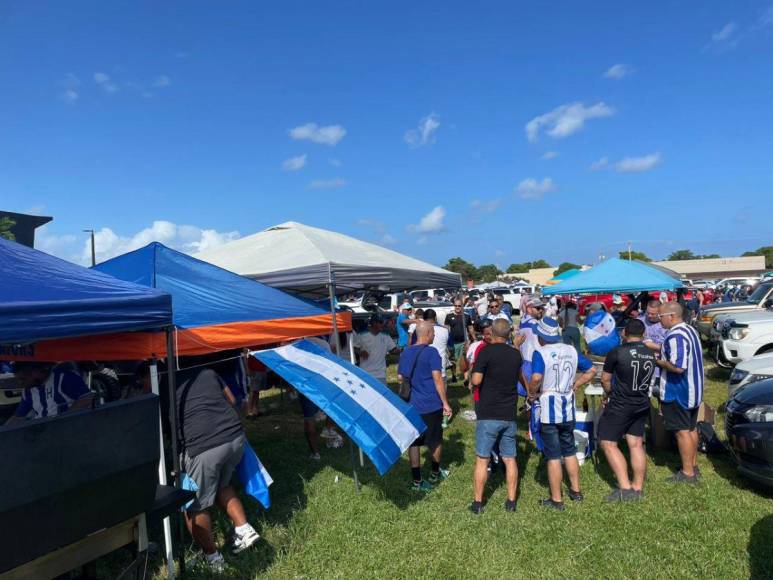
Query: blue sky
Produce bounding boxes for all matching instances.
[1,1,772,268]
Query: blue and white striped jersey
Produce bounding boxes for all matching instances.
[532,343,593,424]
[14,370,90,420]
[660,322,704,410]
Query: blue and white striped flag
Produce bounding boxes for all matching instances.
[253,339,426,475]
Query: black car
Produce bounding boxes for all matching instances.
[725,377,773,488]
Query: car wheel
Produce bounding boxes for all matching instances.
[756,344,773,356]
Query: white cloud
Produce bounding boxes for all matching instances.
[93,72,118,92]
[515,177,556,200]
[308,177,346,189]
[589,156,609,171]
[495,249,506,257]
[759,7,773,28]
[525,102,615,142]
[404,113,440,148]
[282,154,307,171]
[409,206,447,234]
[35,221,239,265]
[604,64,633,80]
[712,21,738,43]
[289,123,346,146]
[329,158,342,167]
[61,89,79,104]
[541,151,558,160]
[153,75,172,88]
[470,198,502,213]
[380,234,397,245]
[614,152,662,173]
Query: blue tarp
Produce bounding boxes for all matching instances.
[542,258,683,296]
[93,242,330,328]
[0,237,172,344]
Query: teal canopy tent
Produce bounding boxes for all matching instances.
[542,258,683,296]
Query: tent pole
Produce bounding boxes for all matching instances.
[327,272,360,492]
[348,332,364,468]
[165,327,185,577]
[150,360,175,580]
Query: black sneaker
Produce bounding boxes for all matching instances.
[469,501,484,515]
[666,470,699,485]
[567,488,584,502]
[539,498,566,511]
[505,499,517,512]
[604,488,640,503]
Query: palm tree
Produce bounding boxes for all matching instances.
[0,216,16,241]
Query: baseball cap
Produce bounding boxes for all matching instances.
[400,303,413,310]
[534,317,561,343]
[612,293,624,305]
[526,296,544,308]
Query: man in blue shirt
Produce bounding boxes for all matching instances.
[656,302,704,484]
[397,321,452,492]
[528,318,596,511]
[6,361,93,425]
[396,303,413,348]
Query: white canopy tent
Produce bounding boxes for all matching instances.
[194,221,462,298]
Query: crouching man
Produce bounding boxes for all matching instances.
[177,365,260,572]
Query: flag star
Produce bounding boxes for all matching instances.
[350,389,357,395]
[347,379,354,385]
[358,382,366,389]
[342,371,349,376]
[333,377,341,382]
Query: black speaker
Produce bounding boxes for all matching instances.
[0,394,160,572]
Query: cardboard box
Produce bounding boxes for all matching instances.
[649,402,672,450]
[697,402,716,426]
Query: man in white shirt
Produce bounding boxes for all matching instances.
[423,308,451,382]
[353,315,398,384]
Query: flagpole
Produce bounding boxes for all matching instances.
[150,360,175,580]
[327,268,360,492]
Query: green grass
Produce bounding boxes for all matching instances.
[129,359,773,579]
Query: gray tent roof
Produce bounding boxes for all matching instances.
[194,221,461,297]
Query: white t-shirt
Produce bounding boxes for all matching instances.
[353,331,395,379]
[431,324,450,377]
[476,299,489,317]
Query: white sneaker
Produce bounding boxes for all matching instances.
[326,434,344,449]
[205,551,226,573]
[309,452,321,461]
[320,427,337,439]
[233,527,260,554]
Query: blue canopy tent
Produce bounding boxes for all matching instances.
[0,236,172,346]
[542,258,683,296]
[92,242,351,356]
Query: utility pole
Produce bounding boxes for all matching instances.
[628,241,632,261]
[83,229,96,266]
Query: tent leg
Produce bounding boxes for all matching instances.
[165,327,186,578]
[349,438,361,492]
[150,361,175,580]
[347,332,365,468]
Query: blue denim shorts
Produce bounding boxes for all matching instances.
[541,421,577,460]
[475,420,517,458]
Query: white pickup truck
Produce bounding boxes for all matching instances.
[339,291,455,325]
[718,307,773,365]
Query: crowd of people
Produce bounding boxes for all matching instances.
[1,287,707,569]
[387,290,705,514]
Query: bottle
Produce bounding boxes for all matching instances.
[442,413,451,429]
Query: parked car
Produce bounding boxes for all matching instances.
[0,372,22,422]
[728,353,773,398]
[725,377,773,488]
[710,276,761,290]
[716,308,773,366]
[697,281,773,339]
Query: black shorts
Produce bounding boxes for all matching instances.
[661,401,698,432]
[598,407,649,441]
[411,410,443,450]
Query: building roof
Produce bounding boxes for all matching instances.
[652,256,766,276]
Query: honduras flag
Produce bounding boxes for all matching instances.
[236,441,273,509]
[583,310,619,356]
[253,339,426,475]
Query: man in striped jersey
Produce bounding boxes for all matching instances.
[528,318,596,511]
[656,302,704,484]
[5,361,93,425]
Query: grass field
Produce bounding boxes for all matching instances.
[124,357,773,579]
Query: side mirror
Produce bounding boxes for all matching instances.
[764,298,773,309]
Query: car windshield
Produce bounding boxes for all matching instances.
[747,284,772,303]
